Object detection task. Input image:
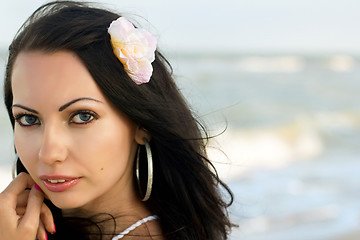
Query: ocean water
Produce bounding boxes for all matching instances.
[170,53,360,240]
[0,51,359,240]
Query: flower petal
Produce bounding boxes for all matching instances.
[108,17,157,84]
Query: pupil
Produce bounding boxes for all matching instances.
[25,116,36,124]
[79,113,91,121]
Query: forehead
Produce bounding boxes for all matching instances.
[11,51,106,106]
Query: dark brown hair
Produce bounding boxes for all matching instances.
[4,1,234,239]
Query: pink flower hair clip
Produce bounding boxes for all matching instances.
[108,17,157,85]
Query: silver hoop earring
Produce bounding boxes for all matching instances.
[12,154,18,179]
[135,138,153,201]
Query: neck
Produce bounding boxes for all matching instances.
[62,181,152,236]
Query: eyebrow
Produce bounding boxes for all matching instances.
[12,97,103,113]
[58,97,103,111]
[11,104,39,114]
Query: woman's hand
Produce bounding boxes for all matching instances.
[0,172,55,240]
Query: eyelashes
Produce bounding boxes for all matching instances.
[14,110,100,127]
[14,113,40,127]
[69,110,99,124]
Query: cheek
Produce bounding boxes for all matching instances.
[71,123,137,173]
[14,129,42,173]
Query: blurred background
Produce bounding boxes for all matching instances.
[1,1,359,239]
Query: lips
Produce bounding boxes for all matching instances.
[39,175,82,192]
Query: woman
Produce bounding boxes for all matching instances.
[1,1,234,240]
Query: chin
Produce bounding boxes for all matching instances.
[47,194,88,210]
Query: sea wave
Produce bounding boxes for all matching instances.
[209,110,360,181]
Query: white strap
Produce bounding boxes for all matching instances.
[111,215,158,240]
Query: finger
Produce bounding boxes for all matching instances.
[15,186,55,234]
[15,206,26,216]
[16,189,31,208]
[40,202,56,234]
[18,184,44,237]
[1,173,34,207]
[36,220,48,240]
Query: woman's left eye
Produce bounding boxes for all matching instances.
[70,111,98,124]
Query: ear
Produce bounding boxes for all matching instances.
[135,127,151,145]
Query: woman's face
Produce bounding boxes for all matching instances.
[11,51,145,212]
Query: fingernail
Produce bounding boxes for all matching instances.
[52,222,56,234]
[34,183,44,193]
[45,232,48,240]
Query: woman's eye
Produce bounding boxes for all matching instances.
[70,111,98,124]
[15,114,40,126]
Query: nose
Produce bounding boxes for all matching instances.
[38,123,68,164]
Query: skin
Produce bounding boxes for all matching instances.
[0,173,54,240]
[1,50,157,239]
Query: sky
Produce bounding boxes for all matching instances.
[1,0,360,54]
